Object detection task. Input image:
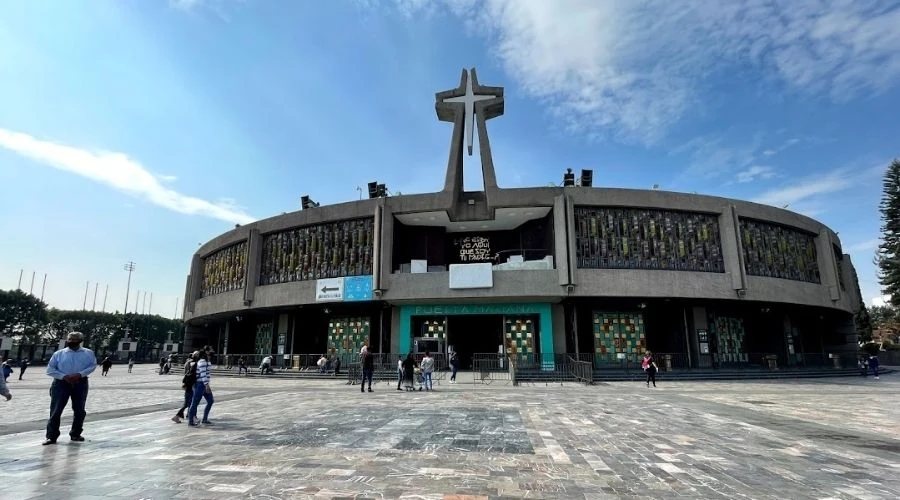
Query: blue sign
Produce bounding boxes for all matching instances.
[344,275,373,301]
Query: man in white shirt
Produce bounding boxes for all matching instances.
[44,332,97,445]
[420,352,435,391]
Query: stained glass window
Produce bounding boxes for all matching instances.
[260,218,374,285]
[200,241,248,297]
[574,207,724,272]
[739,218,819,283]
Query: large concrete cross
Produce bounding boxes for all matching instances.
[443,69,499,155]
[435,68,505,198]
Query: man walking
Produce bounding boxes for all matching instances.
[360,346,374,393]
[18,358,28,380]
[44,332,97,445]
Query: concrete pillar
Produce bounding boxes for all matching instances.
[183,324,207,353]
[373,204,383,291]
[719,206,745,291]
[553,195,570,286]
[565,194,577,286]
[391,306,402,354]
[380,204,395,280]
[816,229,841,301]
[552,303,566,354]
[186,255,202,313]
[243,229,261,305]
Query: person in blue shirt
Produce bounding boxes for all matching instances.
[43,332,97,445]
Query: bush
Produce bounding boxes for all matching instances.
[861,343,881,356]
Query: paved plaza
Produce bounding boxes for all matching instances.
[1,366,899,499]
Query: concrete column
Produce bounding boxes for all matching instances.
[243,229,261,305]
[719,206,745,291]
[390,306,401,354]
[553,194,570,286]
[373,204,383,291]
[380,204,395,280]
[186,255,202,313]
[182,274,192,315]
[552,303,566,354]
[183,324,206,353]
[565,194,577,286]
[816,229,841,301]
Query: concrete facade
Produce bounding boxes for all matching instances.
[181,68,863,361]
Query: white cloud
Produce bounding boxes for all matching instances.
[385,0,900,144]
[157,174,178,183]
[847,238,881,254]
[872,295,890,307]
[751,169,852,209]
[736,165,776,183]
[0,128,256,225]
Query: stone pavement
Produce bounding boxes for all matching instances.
[1,365,899,499]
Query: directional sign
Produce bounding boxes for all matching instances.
[315,277,344,302]
[344,275,374,301]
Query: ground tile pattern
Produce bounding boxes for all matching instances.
[0,368,899,499]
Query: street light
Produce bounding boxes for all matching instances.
[123,261,136,313]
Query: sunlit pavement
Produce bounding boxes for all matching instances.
[1,365,899,499]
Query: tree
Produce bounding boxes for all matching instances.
[869,305,898,330]
[877,159,900,308]
[0,289,49,343]
[855,305,873,343]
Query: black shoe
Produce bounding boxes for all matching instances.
[368,388,373,392]
[42,439,57,446]
[70,435,84,442]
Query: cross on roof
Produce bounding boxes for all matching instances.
[442,69,500,156]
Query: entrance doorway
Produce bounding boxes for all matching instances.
[447,315,503,369]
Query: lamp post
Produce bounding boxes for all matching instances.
[123,261,136,313]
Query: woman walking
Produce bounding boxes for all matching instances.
[449,351,459,384]
[642,352,658,388]
[187,350,214,426]
[172,351,198,423]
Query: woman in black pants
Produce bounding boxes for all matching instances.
[646,356,658,388]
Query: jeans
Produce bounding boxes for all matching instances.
[423,372,433,390]
[188,381,214,423]
[450,365,457,381]
[397,369,403,389]
[46,378,89,440]
[176,388,193,418]
[361,368,373,390]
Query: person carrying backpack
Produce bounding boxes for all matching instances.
[172,352,199,423]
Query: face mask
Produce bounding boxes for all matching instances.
[67,342,81,350]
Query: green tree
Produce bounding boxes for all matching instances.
[877,159,900,308]
[0,289,49,342]
[855,305,873,343]
[869,305,898,330]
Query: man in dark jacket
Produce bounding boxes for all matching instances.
[360,347,374,393]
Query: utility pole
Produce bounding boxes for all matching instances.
[92,282,99,311]
[17,269,22,290]
[148,292,153,316]
[136,291,142,315]
[123,261,135,313]
[83,281,89,310]
[174,296,180,319]
[40,273,47,302]
[102,284,108,312]
[29,271,35,294]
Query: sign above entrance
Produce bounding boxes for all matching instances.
[315,275,374,302]
[315,277,345,302]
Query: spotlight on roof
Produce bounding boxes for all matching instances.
[579,169,593,187]
[563,168,576,187]
[301,195,320,210]
[367,181,388,198]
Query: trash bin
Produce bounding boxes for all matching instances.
[764,355,777,370]
[664,354,672,372]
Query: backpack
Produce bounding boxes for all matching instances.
[181,361,197,390]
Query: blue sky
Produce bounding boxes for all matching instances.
[0,0,896,314]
